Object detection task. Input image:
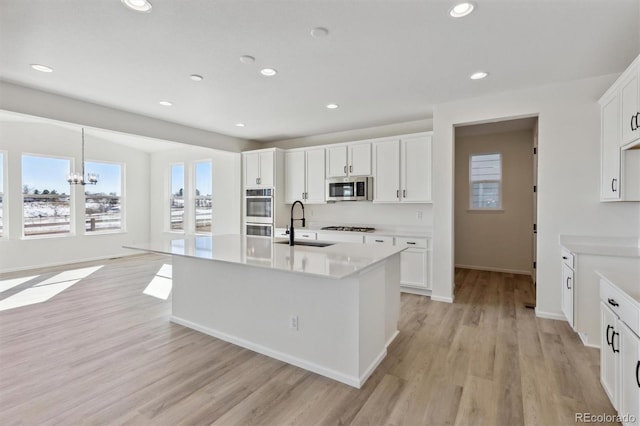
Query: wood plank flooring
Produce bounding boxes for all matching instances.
[0,255,617,425]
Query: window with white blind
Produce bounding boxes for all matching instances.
[469,153,502,209]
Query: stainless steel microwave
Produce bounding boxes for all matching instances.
[326,177,373,201]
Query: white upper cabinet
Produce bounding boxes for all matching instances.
[244,150,274,188]
[601,92,622,201]
[620,70,640,147]
[285,147,325,204]
[326,142,371,178]
[373,133,432,203]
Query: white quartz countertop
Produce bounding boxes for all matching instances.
[596,263,640,305]
[125,234,405,280]
[559,235,640,258]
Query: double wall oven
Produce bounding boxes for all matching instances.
[245,188,274,237]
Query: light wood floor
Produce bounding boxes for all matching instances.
[0,255,617,425]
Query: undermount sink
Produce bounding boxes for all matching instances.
[275,240,335,248]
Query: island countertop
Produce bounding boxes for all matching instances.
[125,234,405,279]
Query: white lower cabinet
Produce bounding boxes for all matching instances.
[562,262,575,328]
[600,276,640,426]
[396,237,430,292]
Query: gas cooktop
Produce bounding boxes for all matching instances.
[321,226,376,233]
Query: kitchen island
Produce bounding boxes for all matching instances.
[125,234,404,388]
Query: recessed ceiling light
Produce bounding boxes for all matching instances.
[31,64,53,73]
[159,100,173,106]
[449,2,475,18]
[260,68,277,77]
[240,55,255,64]
[235,123,246,127]
[189,74,203,81]
[326,103,339,109]
[470,71,488,80]
[121,0,152,12]
[310,27,330,38]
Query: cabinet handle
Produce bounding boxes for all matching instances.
[407,241,416,245]
[632,114,637,131]
[403,189,406,198]
[612,331,620,353]
[349,165,353,173]
[611,178,617,193]
[636,360,640,388]
[566,276,571,290]
[343,165,347,174]
[375,239,384,243]
[635,112,640,131]
[606,324,613,346]
[608,298,619,307]
[562,256,568,260]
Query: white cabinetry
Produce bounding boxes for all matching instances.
[561,259,575,328]
[372,133,432,203]
[285,148,325,204]
[244,150,274,187]
[599,56,640,202]
[396,237,430,292]
[599,274,640,426]
[326,142,371,178]
[317,232,364,244]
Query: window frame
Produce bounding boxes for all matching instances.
[168,162,185,233]
[468,152,503,212]
[21,152,75,239]
[193,160,213,235]
[84,159,126,235]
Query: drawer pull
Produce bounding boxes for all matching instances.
[566,276,571,290]
[375,239,384,243]
[407,242,416,245]
[606,325,613,347]
[607,298,619,307]
[562,256,568,260]
[612,331,620,354]
[636,361,640,389]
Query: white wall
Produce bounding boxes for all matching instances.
[0,81,258,153]
[454,129,533,274]
[0,122,150,272]
[266,119,434,229]
[149,146,241,241]
[432,74,640,314]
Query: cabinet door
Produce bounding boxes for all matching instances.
[561,263,574,328]
[244,153,261,187]
[619,322,640,426]
[621,71,640,146]
[401,135,432,202]
[373,140,400,202]
[349,142,372,176]
[601,302,619,409]
[259,151,274,187]
[326,146,348,178]
[400,248,427,288]
[285,151,305,204]
[305,148,326,203]
[601,93,622,201]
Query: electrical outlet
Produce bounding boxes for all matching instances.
[416,211,423,220]
[289,315,299,331]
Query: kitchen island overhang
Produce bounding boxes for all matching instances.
[125,235,404,388]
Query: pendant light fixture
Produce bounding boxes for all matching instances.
[68,128,98,185]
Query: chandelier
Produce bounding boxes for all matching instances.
[68,128,98,185]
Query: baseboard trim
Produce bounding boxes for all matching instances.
[535,309,566,321]
[0,252,144,274]
[578,332,600,349]
[385,330,400,349]
[430,295,454,303]
[455,264,532,276]
[171,315,368,388]
[400,286,432,297]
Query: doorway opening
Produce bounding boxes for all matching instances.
[453,117,538,307]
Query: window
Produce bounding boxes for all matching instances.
[194,161,212,233]
[85,161,123,233]
[170,164,184,231]
[22,155,72,236]
[470,153,502,209]
[0,152,4,237]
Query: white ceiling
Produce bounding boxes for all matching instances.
[0,0,638,143]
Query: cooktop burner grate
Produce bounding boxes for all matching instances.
[321,226,376,232]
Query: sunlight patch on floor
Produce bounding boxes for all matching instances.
[0,276,39,293]
[143,264,172,300]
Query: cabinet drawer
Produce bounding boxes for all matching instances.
[296,231,316,240]
[561,247,575,269]
[364,235,394,245]
[316,232,363,244]
[396,237,428,249]
[274,228,289,238]
[601,278,640,336]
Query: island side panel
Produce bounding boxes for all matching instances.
[384,253,401,346]
[171,255,361,386]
